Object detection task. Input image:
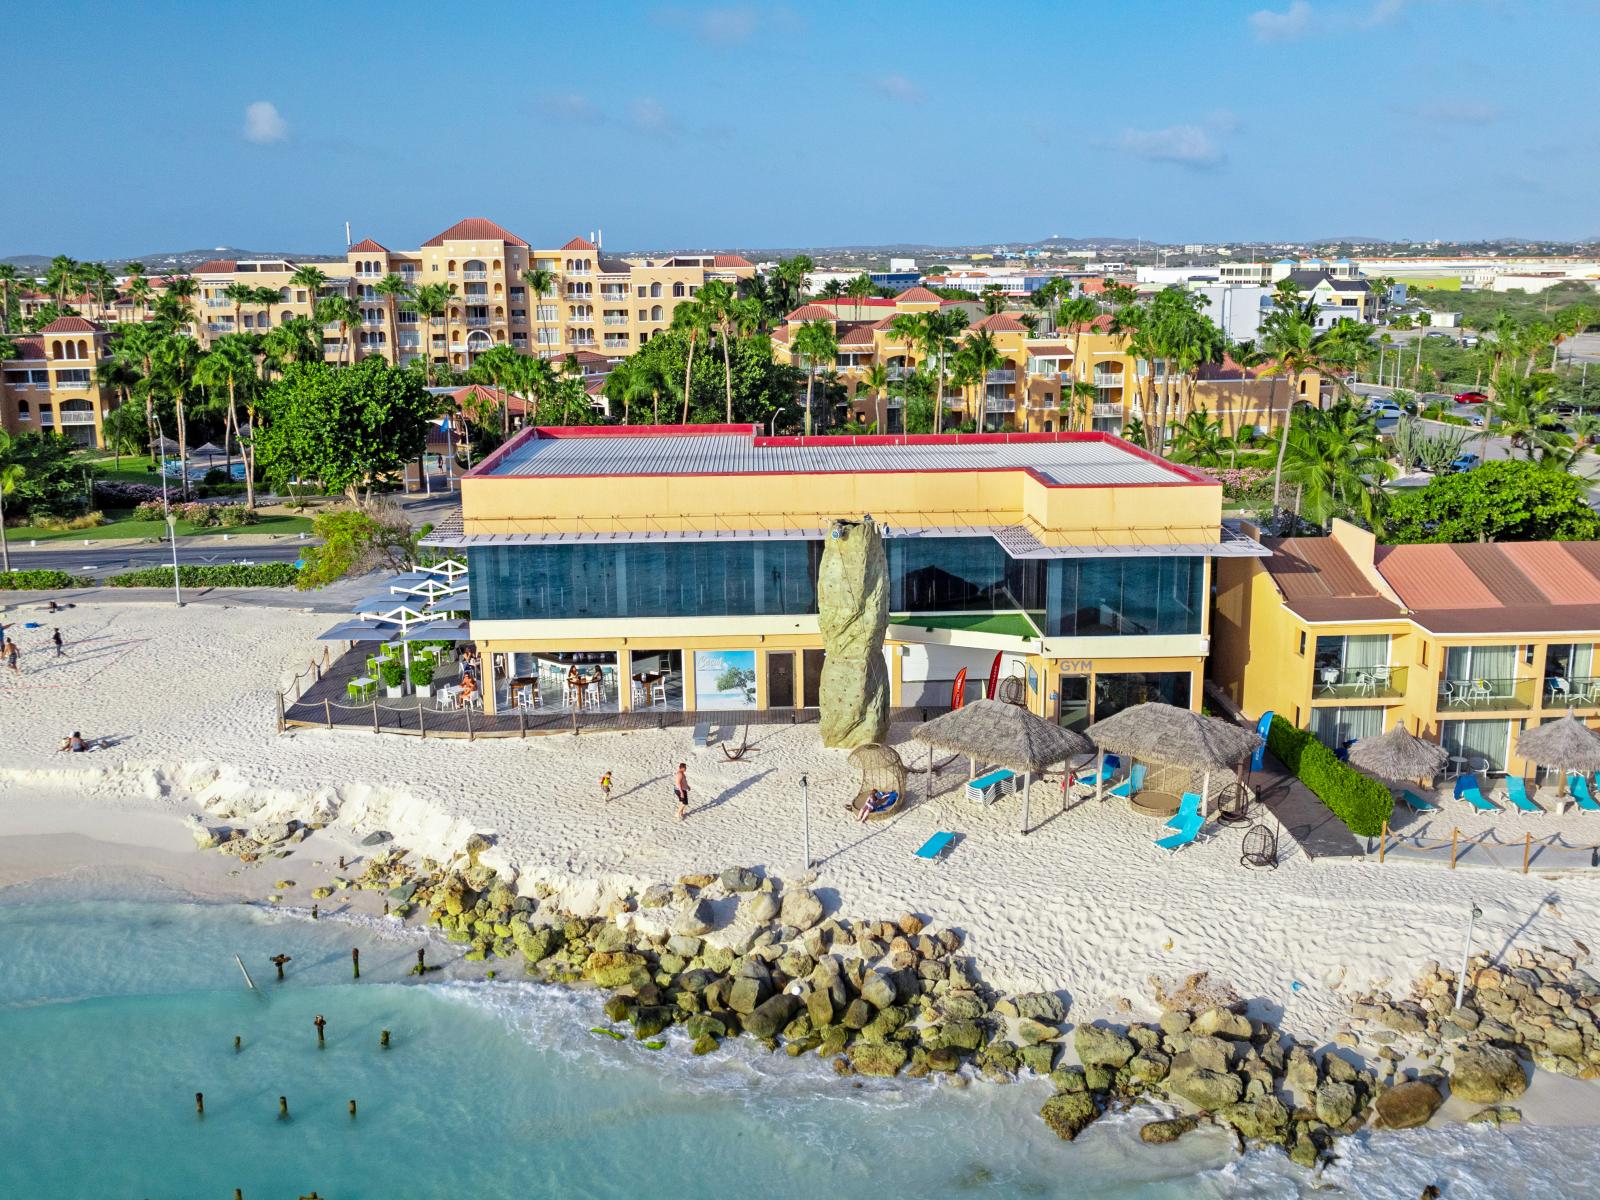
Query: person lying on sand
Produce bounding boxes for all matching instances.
[60,731,87,752]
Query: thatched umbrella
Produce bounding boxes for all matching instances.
[1516,715,1600,795]
[1348,724,1449,785]
[911,699,1094,832]
[1086,702,1262,812]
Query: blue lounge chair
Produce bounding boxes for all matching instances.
[1166,792,1203,828]
[1454,774,1498,813]
[1570,775,1600,812]
[1110,763,1148,800]
[1505,777,1541,815]
[914,831,956,861]
[1074,754,1121,790]
[1402,789,1438,814]
[1156,814,1203,853]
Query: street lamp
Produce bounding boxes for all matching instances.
[769,407,787,437]
[800,773,811,874]
[153,415,182,607]
[1455,904,1483,1010]
[166,511,182,607]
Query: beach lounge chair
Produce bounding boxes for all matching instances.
[1454,773,1498,813]
[1505,777,1541,815]
[966,768,1016,806]
[1402,790,1439,814]
[1570,775,1600,812]
[1078,754,1120,789]
[1166,792,1202,828]
[1109,763,1148,800]
[1155,814,1203,853]
[914,831,956,861]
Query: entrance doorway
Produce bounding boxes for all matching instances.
[766,651,796,708]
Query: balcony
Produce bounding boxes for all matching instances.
[1437,676,1539,713]
[1312,664,1408,702]
[567,268,592,278]
[601,291,628,302]
[355,269,382,280]
[57,409,98,426]
[1093,372,1125,388]
[603,337,629,349]
[986,369,1017,384]
[1544,677,1600,709]
[565,289,592,300]
[985,398,1017,413]
[430,317,446,327]
[1090,402,1123,419]
[462,270,488,282]
[570,337,597,348]
[206,298,231,308]
[603,315,629,326]
[887,366,914,381]
[465,317,490,328]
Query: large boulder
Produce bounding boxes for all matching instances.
[1016,1018,1059,1046]
[806,987,836,1029]
[742,891,780,924]
[938,1019,985,1052]
[780,888,825,932]
[1074,1024,1136,1069]
[816,516,890,748]
[1167,1067,1243,1110]
[1039,1092,1100,1141]
[583,952,651,990]
[998,993,1067,1023]
[720,867,760,893]
[1215,1098,1290,1144]
[743,994,801,1040]
[860,971,899,1010]
[1314,1080,1358,1128]
[1190,1007,1252,1040]
[728,974,771,1015]
[1374,1081,1443,1129]
[938,992,987,1021]
[848,1041,908,1076]
[1139,1117,1198,1144]
[1450,1044,1528,1105]
[674,898,716,937]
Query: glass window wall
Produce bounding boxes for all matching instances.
[1092,671,1192,722]
[1044,557,1203,637]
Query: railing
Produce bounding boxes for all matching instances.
[1093,372,1124,386]
[462,270,488,281]
[53,375,93,389]
[1437,676,1539,713]
[1090,402,1123,419]
[570,337,597,347]
[603,315,628,326]
[566,268,592,277]
[355,270,382,279]
[206,298,231,308]
[57,410,97,425]
[985,399,1016,413]
[986,369,1017,384]
[1312,664,1408,701]
[603,337,629,349]
[565,289,592,299]
[600,291,629,301]
[887,366,914,381]
[462,292,490,303]
[465,317,489,327]
[1543,677,1600,709]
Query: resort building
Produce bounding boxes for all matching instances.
[0,316,118,446]
[1211,519,1600,777]
[422,423,1266,723]
[769,293,1327,438]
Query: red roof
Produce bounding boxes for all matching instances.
[1196,352,1266,380]
[192,259,236,274]
[837,324,876,346]
[446,384,527,414]
[9,336,44,360]
[894,286,945,304]
[561,236,598,251]
[813,297,897,309]
[713,254,753,268]
[785,304,836,323]
[348,238,388,254]
[39,315,100,334]
[970,313,1028,333]
[422,218,529,248]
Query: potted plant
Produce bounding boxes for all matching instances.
[409,656,435,699]
[380,657,407,698]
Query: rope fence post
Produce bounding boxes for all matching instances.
[1378,818,1388,865]
[324,699,333,729]
[276,692,285,734]
[418,703,426,739]
[519,709,526,738]
[1450,827,1460,870]
[466,704,474,741]
[1523,831,1532,874]
[372,702,380,734]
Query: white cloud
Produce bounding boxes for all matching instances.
[869,73,924,104]
[1408,97,1501,125]
[629,98,675,136]
[242,100,288,144]
[652,4,774,46]
[540,92,600,123]
[1249,0,1315,42]
[1118,125,1225,169]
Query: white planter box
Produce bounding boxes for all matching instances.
[386,685,405,699]
[414,684,433,699]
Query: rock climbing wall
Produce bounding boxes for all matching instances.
[817,516,889,748]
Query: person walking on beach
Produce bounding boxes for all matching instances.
[599,770,613,803]
[6,640,18,674]
[674,762,690,821]
[52,628,64,657]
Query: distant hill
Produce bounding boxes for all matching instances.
[1,245,345,272]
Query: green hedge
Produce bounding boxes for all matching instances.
[0,569,90,590]
[1267,715,1393,837]
[103,563,302,588]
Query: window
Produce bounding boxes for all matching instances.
[1093,672,1191,723]
[1310,706,1383,751]
[1298,631,1307,655]
[1440,719,1511,773]
[536,305,557,322]
[1043,557,1204,637]
[673,283,686,297]
[650,305,664,322]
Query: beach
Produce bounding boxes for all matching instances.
[5,599,1600,1040]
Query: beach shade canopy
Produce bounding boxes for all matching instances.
[912,698,1094,773]
[1347,724,1450,782]
[395,619,472,642]
[1515,716,1600,774]
[1086,703,1261,772]
[188,441,228,460]
[316,619,395,642]
[151,435,181,455]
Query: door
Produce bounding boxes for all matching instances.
[802,649,826,708]
[1057,675,1090,732]
[766,651,796,709]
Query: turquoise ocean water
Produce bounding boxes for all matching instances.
[1,883,1595,1200]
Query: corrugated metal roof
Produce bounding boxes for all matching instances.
[482,432,1189,486]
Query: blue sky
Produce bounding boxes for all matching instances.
[7,0,1599,257]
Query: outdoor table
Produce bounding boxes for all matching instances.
[437,683,462,709]
[1128,789,1182,819]
[509,676,538,707]
[348,675,376,703]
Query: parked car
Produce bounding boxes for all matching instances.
[1448,452,1481,473]
[1455,390,1489,403]
[1365,399,1405,419]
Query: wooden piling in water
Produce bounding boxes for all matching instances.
[351,948,360,979]
[278,1096,289,1119]
[314,1015,326,1045]
[195,1092,204,1115]
[381,1029,390,1048]
[348,1099,357,1118]
[234,1035,242,1052]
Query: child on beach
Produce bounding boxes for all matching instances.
[674,763,690,821]
[599,770,613,802]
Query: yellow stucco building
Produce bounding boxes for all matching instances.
[1212,519,1600,778]
[0,316,115,447]
[423,423,1268,722]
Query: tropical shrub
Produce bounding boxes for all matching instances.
[133,500,167,520]
[408,658,435,689]
[380,658,407,688]
[178,501,215,526]
[217,504,258,527]
[103,563,300,588]
[92,481,163,508]
[34,511,105,532]
[1267,715,1392,837]
[0,569,90,589]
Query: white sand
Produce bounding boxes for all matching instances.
[5,598,1600,1048]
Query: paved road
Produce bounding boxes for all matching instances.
[5,539,309,576]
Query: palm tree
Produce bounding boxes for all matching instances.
[1169,407,1228,466]
[888,312,925,385]
[163,274,201,340]
[1257,287,1341,520]
[223,282,256,335]
[252,284,283,330]
[792,319,838,436]
[44,255,81,306]
[1055,295,1099,385]
[924,309,968,434]
[965,329,1006,432]
[411,283,451,383]
[521,267,556,358]
[947,349,980,429]
[262,318,320,375]
[153,333,201,470]
[979,285,1006,316]
[126,273,153,324]
[698,279,740,421]
[0,430,25,572]
[373,272,412,364]
[95,354,142,466]
[860,361,890,433]
[1062,379,1096,432]
[1280,402,1394,531]
[196,335,259,502]
[0,263,21,333]
[671,298,711,423]
[1486,370,1569,462]
[114,321,167,446]
[315,296,362,365]
[469,344,521,434]
[771,255,814,314]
